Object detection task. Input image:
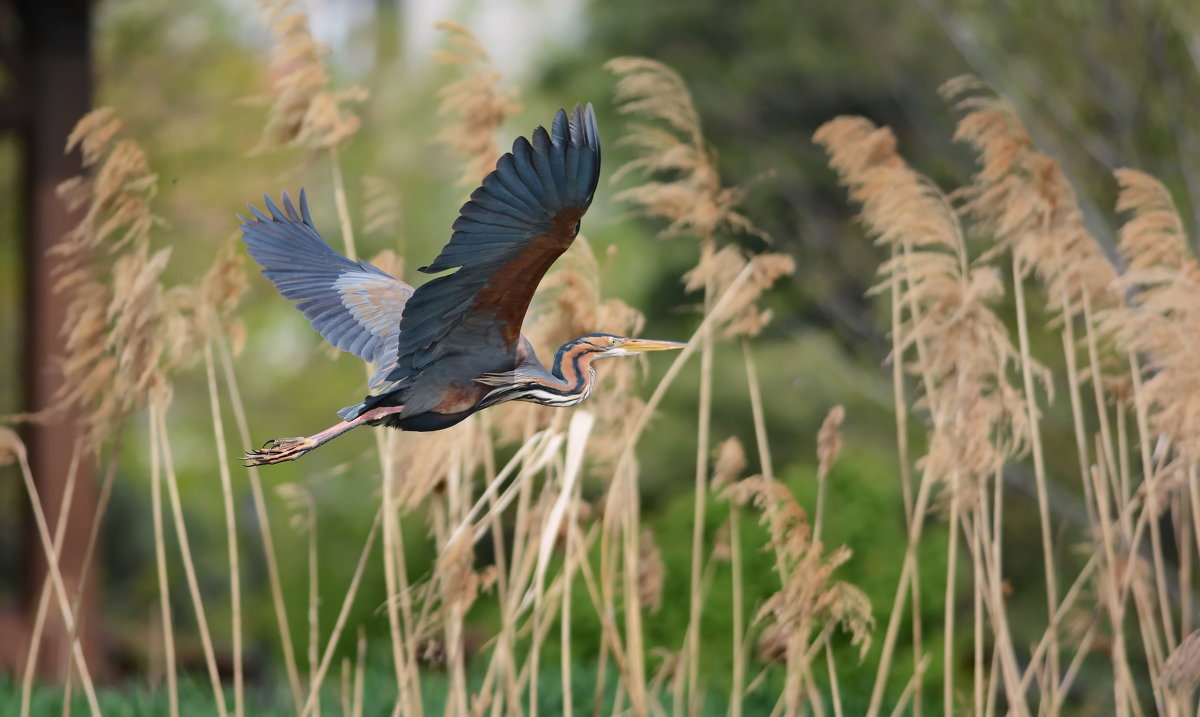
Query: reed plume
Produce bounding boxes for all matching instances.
[1104,169,1200,464]
[252,0,366,153]
[433,21,520,186]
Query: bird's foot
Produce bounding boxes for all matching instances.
[242,437,318,467]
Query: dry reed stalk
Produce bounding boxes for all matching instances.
[148,400,178,717]
[19,445,80,717]
[298,510,381,717]
[813,405,845,543]
[1099,168,1200,704]
[943,482,960,717]
[276,482,321,713]
[721,472,872,713]
[3,434,99,717]
[608,58,792,711]
[884,241,926,717]
[214,332,304,712]
[203,342,244,717]
[156,404,229,716]
[688,279,715,717]
[1009,251,1060,696]
[560,471,583,717]
[713,436,750,717]
[944,79,1138,704]
[815,114,1040,714]
[353,628,366,717]
[58,432,124,712]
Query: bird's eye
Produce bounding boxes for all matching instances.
[609,337,618,346]
[573,221,581,235]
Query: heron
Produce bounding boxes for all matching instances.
[239,104,685,466]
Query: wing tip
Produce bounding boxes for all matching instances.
[243,188,311,227]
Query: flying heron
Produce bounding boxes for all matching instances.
[239,104,684,466]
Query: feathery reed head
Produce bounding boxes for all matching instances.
[815,115,1039,492]
[942,76,1117,318]
[722,476,873,661]
[711,437,748,491]
[816,405,845,480]
[607,57,757,241]
[1103,169,1200,465]
[433,21,521,186]
[252,0,367,153]
[44,109,180,451]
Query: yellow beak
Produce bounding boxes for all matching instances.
[620,338,688,353]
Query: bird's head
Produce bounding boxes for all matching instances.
[567,333,688,361]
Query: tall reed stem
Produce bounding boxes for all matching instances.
[205,342,244,717]
[685,262,716,715]
[148,400,178,717]
[1010,257,1059,705]
[20,446,80,717]
[214,333,304,712]
[156,406,229,717]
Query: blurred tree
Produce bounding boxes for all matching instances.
[8,0,103,680]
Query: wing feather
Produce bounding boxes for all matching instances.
[386,104,601,386]
[240,189,414,389]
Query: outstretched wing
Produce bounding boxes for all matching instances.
[240,190,413,389]
[387,103,601,386]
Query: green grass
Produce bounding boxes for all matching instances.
[2,663,792,716]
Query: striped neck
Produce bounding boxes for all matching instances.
[549,339,601,388]
[483,338,603,409]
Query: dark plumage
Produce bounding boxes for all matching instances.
[239,105,684,466]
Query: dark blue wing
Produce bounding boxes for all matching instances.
[240,189,413,389]
[387,104,601,387]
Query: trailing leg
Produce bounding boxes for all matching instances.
[241,405,405,466]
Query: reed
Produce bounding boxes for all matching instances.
[20,7,1200,714]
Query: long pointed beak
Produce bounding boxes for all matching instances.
[620,338,688,353]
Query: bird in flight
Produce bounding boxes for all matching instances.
[239,104,684,466]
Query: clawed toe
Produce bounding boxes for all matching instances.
[241,437,316,467]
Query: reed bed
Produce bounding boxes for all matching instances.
[10,4,1200,715]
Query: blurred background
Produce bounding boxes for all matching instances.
[1,0,1198,711]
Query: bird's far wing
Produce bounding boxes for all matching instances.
[240,190,413,389]
[388,103,601,384]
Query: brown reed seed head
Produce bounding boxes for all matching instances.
[816,405,845,479]
[815,115,1040,493]
[253,0,367,153]
[47,109,181,451]
[1102,170,1200,465]
[942,76,1116,318]
[607,57,757,241]
[725,476,874,660]
[387,418,489,514]
[433,21,521,187]
[711,436,748,491]
[275,482,316,534]
[638,527,664,614]
[361,175,403,241]
[684,244,795,337]
[436,531,496,614]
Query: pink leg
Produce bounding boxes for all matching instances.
[241,404,406,467]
